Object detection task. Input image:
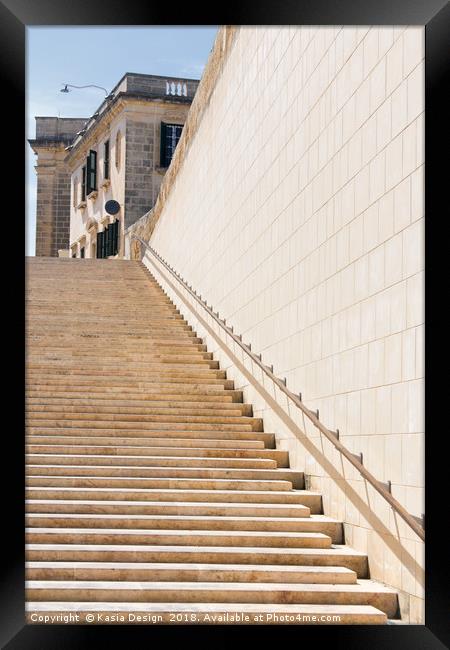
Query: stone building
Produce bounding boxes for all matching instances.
[29,117,88,257]
[29,73,200,258]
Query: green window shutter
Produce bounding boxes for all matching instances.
[160,122,167,167]
[86,149,97,195]
[96,231,101,258]
[81,166,86,201]
[104,140,110,180]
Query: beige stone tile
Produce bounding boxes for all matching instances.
[375,288,392,338]
[406,271,424,328]
[362,203,379,253]
[367,529,385,582]
[391,382,409,434]
[360,295,376,343]
[376,97,391,153]
[385,332,402,384]
[368,339,385,388]
[389,281,407,334]
[407,60,424,123]
[403,27,424,78]
[385,433,403,484]
[409,595,425,624]
[410,165,424,224]
[368,245,385,294]
[370,59,386,113]
[415,324,424,379]
[378,27,394,59]
[402,120,417,177]
[391,80,408,138]
[401,328,416,381]
[386,36,403,95]
[394,177,411,233]
[361,113,377,166]
[384,232,403,286]
[407,380,424,435]
[378,189,395,243]
[385,134,403,192]
[403,218,424,279]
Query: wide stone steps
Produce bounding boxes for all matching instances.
[25,257,397,624]
[26,453,278,469]
[26,528,332,549]
[25,487,322,509]
[26,464,300,485]
[24,580,398,617]
[25,428,274,444]
[25,561,355,583]
[26,409,262,428]
[25,514,341,542]
[26,499,312,518]
[26,397,252,412]
[25,544,368,576]
[25,444,290,465]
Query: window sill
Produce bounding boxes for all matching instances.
[87,191,98,200]
[76,201,87,210]
[155,166,168,174]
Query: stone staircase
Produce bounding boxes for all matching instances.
[25,257,399,624]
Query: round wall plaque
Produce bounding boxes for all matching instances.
[105,199,120,215]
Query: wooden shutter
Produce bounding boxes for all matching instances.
[86,149,97,195]
[81,166,86,201]
[104,140,110,180]
[160,122,167,167]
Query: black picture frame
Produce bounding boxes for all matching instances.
[2,1,449,647]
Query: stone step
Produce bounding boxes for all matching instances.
[25,487,322,510]
[24,579,397,617]
[26,385,240,398]
[26,411,263,430]
[26,499,311,519]
[25,544,368,576]
[25,428,274,445]
[24,601,388,624]
[26,453,277,469]
[25,435,266,449]
[26,397,251,413]
[25,528,332,549]
[26,419,260,433]
[26,369,229,380]
[25,561,355,583]
[26,403,252,417]
[26,464,301,486]
[26,476,293,492]
[25,514,341,542]
[25,445,290,466]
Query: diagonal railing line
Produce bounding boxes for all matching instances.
[131,234,425,542]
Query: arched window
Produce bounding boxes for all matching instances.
[115,130,121,170]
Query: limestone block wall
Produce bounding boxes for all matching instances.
[138,26,425,621]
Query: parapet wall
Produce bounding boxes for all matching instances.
[127,26,425,622]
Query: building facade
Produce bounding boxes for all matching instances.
[29,117,88,257]
[29,73,200,259]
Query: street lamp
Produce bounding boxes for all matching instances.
[60,83,114,99]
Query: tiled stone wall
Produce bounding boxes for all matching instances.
[142,26,425,621]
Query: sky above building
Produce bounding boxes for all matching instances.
[26,26,218,256]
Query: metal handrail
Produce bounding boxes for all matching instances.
[131,234,425,542]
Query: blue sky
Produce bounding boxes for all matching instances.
[26,26,218,256]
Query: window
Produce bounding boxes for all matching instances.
[80,246,85,258]
[81,166,86,201]
[104,140,110,180]
[160,122,183,168]
[73,177,78,208]
[86,149,97,195]
[97,220,119,258]
[115,131,121,170]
